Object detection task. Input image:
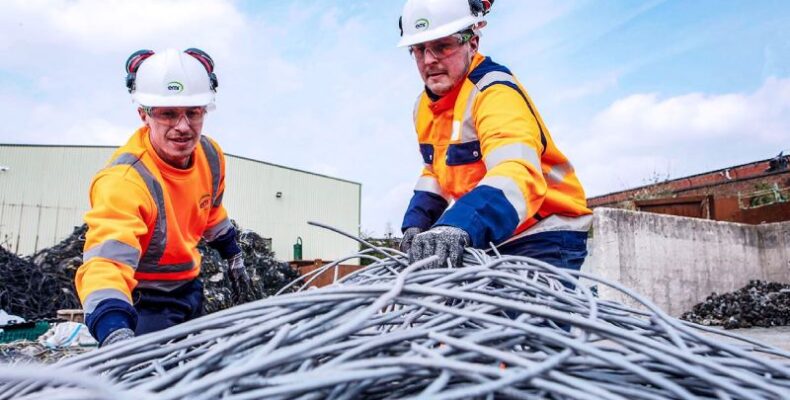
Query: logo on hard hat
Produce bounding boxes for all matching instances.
[166,81,184,93]
[415,18,430,30]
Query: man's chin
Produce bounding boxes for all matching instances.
[427,81,451,96]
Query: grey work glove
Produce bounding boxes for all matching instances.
[227,253,253,302]
[408,226,470,268]
[101,328,134,348]
[399,227,422,253]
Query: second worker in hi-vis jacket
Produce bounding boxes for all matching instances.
[397,0,593,270]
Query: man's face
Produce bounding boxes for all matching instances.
[413,34,478,97]
[138,107,206,168]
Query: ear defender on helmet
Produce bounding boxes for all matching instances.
[184,48,219,92]
[468,0,493,16]
[125,49,155,93]
[398,16,404,36]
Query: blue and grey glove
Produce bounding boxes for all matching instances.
[400,227,422,253]
[227,253,253,301]
[408,226,470,268]
[100,328,134,347]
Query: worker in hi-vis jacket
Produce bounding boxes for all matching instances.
[397,0,593,271]
[76,48,251,347]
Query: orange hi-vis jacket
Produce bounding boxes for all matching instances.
[402,53,592,248]
[76,127,234,315]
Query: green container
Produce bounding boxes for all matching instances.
[0,321,50,344]
[293,237,303,261]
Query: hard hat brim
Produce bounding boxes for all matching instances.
[397,16,483,47]
[133,92,215,108]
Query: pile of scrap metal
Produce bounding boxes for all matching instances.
[200,226,299,313]
[1,227,787,400]
[682,280,790,329]
[0,223,297,320]
[0,244,79,320]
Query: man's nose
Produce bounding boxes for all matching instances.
[422,48,439,64]
[173,114,191,131]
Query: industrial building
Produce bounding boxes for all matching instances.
[0,143,361,262]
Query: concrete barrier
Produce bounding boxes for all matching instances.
[582,208,790,316]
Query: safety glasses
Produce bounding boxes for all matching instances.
[144,107,207,126]
[409,33,473,61]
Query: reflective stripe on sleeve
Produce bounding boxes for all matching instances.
[545,162,575,185]
[484,143,541,171]
[83,288,130,314]
[415,176,449,200]
[478,176,528,223]
[204,217,233,242]
[82,239,140,269]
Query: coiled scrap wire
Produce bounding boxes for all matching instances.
[0,223,789,399]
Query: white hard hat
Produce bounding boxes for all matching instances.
[397,0,491,47]
[125,48,218,108]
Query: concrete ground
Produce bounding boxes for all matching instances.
[728,326,790,353]
[699,326,790,361]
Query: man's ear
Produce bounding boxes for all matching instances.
[469,36,480,54]
[137,107,148,125]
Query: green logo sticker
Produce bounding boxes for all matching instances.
[166,81,184,93]
[415,18,429,30]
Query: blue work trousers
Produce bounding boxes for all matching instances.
[497,230,588,273]
[132,279,204,336]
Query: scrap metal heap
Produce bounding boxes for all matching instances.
[0,226,788,399]
[681,280,790,329]
[0,244,80,320]
[0,223,297,319]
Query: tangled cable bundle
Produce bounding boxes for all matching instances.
[1,223,789,399]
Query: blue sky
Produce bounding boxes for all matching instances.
[1,0,789,236]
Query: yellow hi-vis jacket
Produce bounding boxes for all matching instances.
[75,127,234,315]
[402,53,592,248]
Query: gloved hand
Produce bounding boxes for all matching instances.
[408,226,470,268]
[227,253,253,302]
[100,328,134,347]
[399,227,422,253]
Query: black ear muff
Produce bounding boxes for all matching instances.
[125,49,155,93]
[468,0,493,16]
[398,16,403,36]
[184,48,219,92]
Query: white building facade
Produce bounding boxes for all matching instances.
[0,144,361,262]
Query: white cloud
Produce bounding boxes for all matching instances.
[1,0,246,55]
[551,72,620,102]
[565,77,790,196]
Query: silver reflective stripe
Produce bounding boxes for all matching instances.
[545,162,575,185]
[501,214,593,245]
[459,71,523,146]
[83,288,130,314]
[200,136,221,207]
[484,143,541,171]
[415,176,449,200]
[135,279,192,292]
[478,176,528,223]
[83,239,140,269]
[137,261,195,274]
[204,217,233,242]
[110,153,167,269]
[474,71,517,91]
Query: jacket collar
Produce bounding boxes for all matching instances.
[426,53,487,115]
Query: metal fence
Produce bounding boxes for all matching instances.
[0,201,85,255]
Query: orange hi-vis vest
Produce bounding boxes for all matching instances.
[402,53,592,248]
[76,127,233,314]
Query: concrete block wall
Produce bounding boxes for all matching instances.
[582,208,790,316]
